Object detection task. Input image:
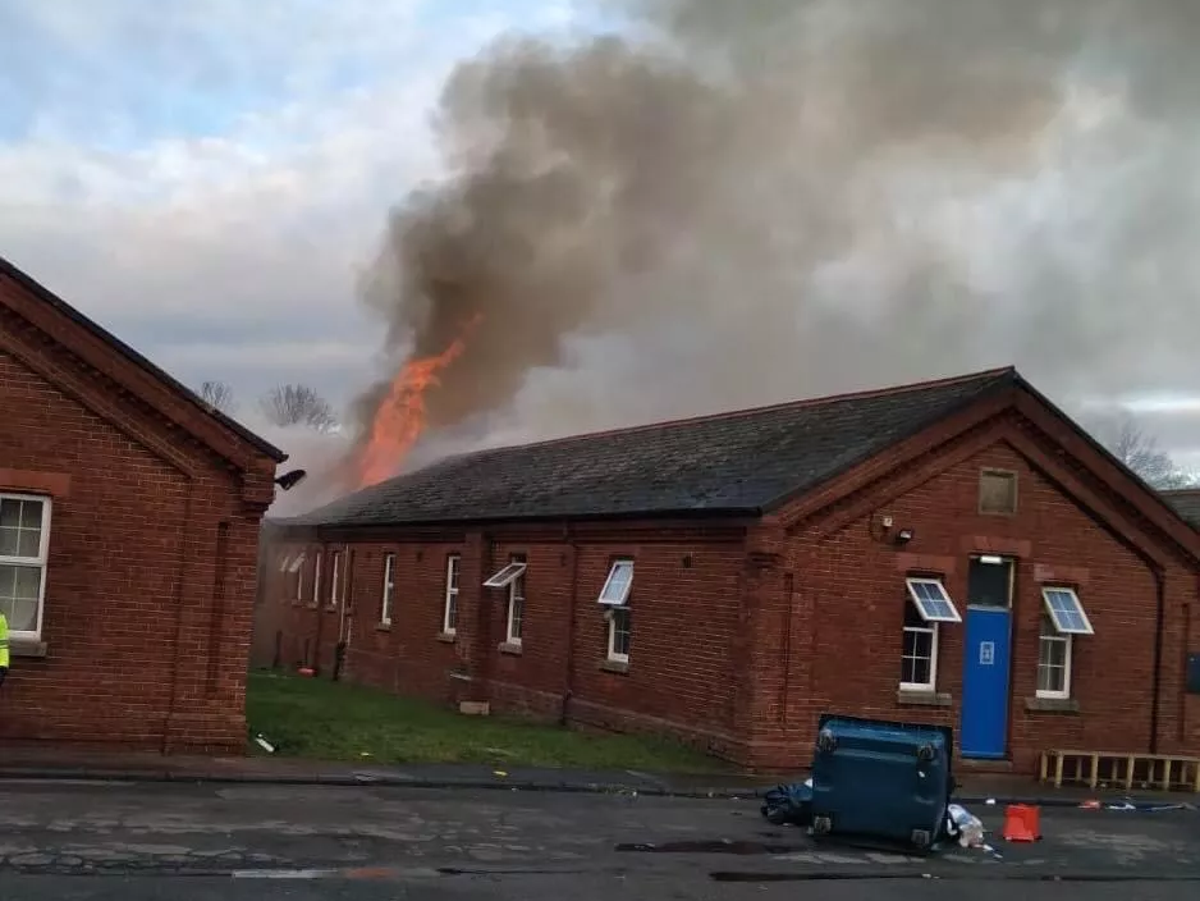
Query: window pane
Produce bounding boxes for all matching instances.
[903,600,925,627]
[611,607,632,657]
[0,564,41,630]
[0,499,19,529]
[19,500,43,529]
[1036,663,1063,694]
[901,627,933,685]
[510,595,524,639]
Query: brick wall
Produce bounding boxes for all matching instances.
[0,288,277,754]
[258,412,1200,774]
[745,416,1200,772]
[259,523,749,756]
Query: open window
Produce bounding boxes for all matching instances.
[484,560,527,589]
[598,560,634,606]
[904,577,962,623]
[598,560,634,664]
[1041,587,1094,635]
[1036,586,1091,700]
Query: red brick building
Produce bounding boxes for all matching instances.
[0,257,286,753]
[263,367,1200,773]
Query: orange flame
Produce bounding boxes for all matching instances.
[356,315,481,488]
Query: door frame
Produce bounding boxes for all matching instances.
[960,554,1016,759]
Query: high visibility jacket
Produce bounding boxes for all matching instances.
[0,612,9,668]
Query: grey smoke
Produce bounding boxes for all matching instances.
[353,0,1200,469]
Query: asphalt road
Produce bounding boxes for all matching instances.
[0,779,1196,899]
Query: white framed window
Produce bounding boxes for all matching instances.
[442,554,461,635]
[381,553,396,625]
[598,559,634,606]
[483,560,526,589]
[598,560,634,663]
[1037,614,1072,699]
[607,607,632,663]
[900,600,938,691]
[1036,586,1092,700]
[1041,586,1094,635]
[311,551,323,605]
[0,493,52,639]
[292,552,306,601]
[484,557,528,646]
[904,577,962,623]
[506,557,526,645]
[329,551,342,607]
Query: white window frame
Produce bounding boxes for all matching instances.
[904,577,962,623]
[900,615,939,692]
[484,560,527,589]
[442,554,461,636]
[1036,616,1073,700]
[0,492,52,640]
[607,606,632,664]
[311,551,323,605]
[505,557,526,646]
[598,559,634,606]
[329,551,342,608]
[1040,586,1094,635]
[381,553,396,626]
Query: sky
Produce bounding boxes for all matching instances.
[3,0,1200,486]
[0,0,583,415]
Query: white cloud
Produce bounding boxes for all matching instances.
[0,0,583,413]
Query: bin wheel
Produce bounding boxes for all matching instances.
[812,815,832,836]
[916,743,936,762]
[910,828,932,850]
[816,729,837,754]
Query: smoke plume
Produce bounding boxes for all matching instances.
[354,0,1200,465]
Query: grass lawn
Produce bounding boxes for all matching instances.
[245,670,729,774]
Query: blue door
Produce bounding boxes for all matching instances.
[960,607,1012,759]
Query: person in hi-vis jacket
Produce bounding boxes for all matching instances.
[0,611,9,686]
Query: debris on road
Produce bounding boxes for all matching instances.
[760,778,814,826]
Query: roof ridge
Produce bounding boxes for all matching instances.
[455,365,1018,458]
[0,254,286,463]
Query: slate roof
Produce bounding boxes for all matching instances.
[0,255,286,463]
[285,367,1019,529]
[1161,490,1200,529]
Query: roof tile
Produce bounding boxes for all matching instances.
[288,367,1017,528]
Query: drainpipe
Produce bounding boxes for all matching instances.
[1150,564,1166,754]
[560,521,580,726]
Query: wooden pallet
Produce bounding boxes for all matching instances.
[1040,749,1200,792]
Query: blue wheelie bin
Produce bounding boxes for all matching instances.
[808,713,956,852]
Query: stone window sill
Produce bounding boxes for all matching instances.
[375,622,392,632]
[1025,696,1080,714]
[437,631,457,644]
[897,689,952,707]
[11,639,48,659]
[498,641,523,656]
[601,659,630,675]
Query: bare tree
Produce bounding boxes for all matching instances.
[197,380,236,414]
[1087,408,1196,490]
[259,384,339,432]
